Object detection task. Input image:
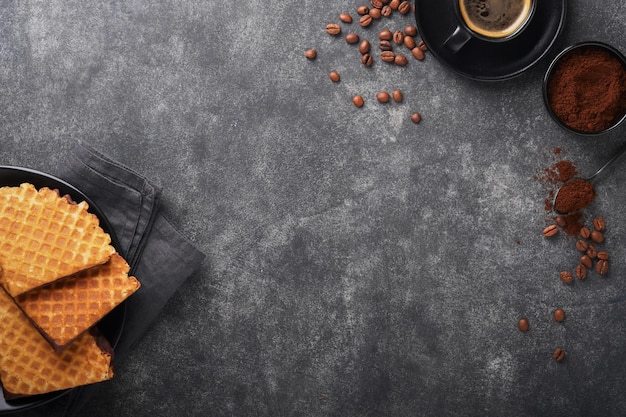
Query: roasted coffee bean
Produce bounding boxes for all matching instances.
[357,5,370,15]
[418,40,428,51]
[390,0,400,9]
[593,216,606,231]
[376,91,390,103]
[371,0,383,8]
[326,23,341,35]
[411,47,425,61]
[404,35,416,50]
[305,49,317,59]
[542,224,558,237]
[518,317,529,332]
[359,14,373,26]
[393,30,404,44]
[394,54,408,66]
[575,239,588,252]
[345,33,360,44]
[411,112,422,124]
[597,259,609,275]
[398,1,410,14]
[359,40,371,54]
[580,227,591,239]
[591,230,604,243]
[553,308,566,322]
[553,348,565,362]
[379,40,393,51]
[361,53,373,66]
[404,25,418,36]
[586,244,597,259]
[555,216,567,227]
[339,13,353,23]
[352,95,365,107]
[379,29,393,40]
[329,71,340,82]
[392,89,403,102]
[576,264,587,280]
[381,5,392,16]
[381,51,395,62]
[597,251,609,260]
[369,8,382,19]
[560,271,573,283]
[580,255,593,269]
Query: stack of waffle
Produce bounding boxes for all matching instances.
[0,183,140,399]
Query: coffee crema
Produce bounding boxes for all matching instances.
[459,0,533,39]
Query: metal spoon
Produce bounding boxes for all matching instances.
[553,142,626,215]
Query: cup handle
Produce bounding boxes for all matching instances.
[443,25,472,53]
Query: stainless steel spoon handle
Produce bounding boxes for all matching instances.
[588,141,626,183]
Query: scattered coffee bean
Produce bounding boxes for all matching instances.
[597,251,609,260]
[575,264,587,280]
[389,0,400,10]
[560,271,573,283]
[392,89,403,102]
[376,91,390,103]
[555,216,567,227]
[339,13,353,23]
[404,25,418,36]
[379,29,393,40]
[393,30,404,44]
[418,40,428,51]
[542,224,558,237]
[381,5,392,16]
[379,40,393,51]
[361,53,373,66]
[371,0,383,8]
[381,51,395,62]
[369,8,382,19]
[359,39,371,54]
[580,255,593,269]
[586,244,597,259]
[552,348,565,362]
[404,35,416,50]
[580,227,591,239]
[398,0,410,14]
[411,47,425,61]
[326,23,341,35]
[394,53,408,66]
[359,14,373,26]
[591,230,604,243]
[518,317,529,332]
[329,71,340,82]
[305,49,317,59]
[596,259,609,275]
[352,95,365,107]
[411,112,422,124]
[593,216,606,231]
[357,5,370,15]
[553,308,566,322]
[345,33,360,44]
[575,239,588,252]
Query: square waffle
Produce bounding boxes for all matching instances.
[16,253,140,351]
[0,183,116,297]
[0,287,114,398]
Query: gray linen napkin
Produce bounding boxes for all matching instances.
[9,142,205,416]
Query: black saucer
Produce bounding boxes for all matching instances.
[415,0,567,81]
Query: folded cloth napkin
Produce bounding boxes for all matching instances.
[10,142,205,417]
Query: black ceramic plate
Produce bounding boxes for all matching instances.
[415,0,567,81]
[0,166,125,414]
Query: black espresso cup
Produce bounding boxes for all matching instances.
[443,0,537,52]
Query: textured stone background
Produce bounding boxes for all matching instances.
[1,0,626,416]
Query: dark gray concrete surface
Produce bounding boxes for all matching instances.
[2,0,626,416]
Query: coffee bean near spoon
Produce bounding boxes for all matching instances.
[553,141,626,215]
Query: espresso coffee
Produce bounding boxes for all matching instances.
[459,0,533,39]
